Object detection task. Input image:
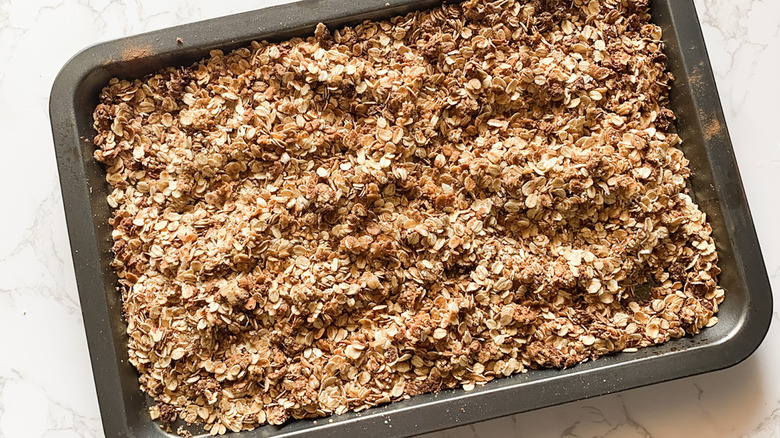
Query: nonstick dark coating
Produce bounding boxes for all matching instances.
[50,0,772,436]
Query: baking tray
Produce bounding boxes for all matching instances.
[50,0,773,436]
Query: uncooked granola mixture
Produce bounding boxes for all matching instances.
[93,0,724,434]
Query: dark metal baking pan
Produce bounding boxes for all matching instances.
[50,0,772,436]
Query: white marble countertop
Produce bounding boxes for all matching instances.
[1,0,778,437]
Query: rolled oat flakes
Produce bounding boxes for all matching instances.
[93,0,724,434]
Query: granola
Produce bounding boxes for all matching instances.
[93,0,724,434]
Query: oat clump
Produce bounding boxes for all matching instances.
[93,0,723,434]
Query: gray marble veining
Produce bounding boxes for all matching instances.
[0,0,777,437]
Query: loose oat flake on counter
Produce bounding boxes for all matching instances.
[92,0,724,434]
